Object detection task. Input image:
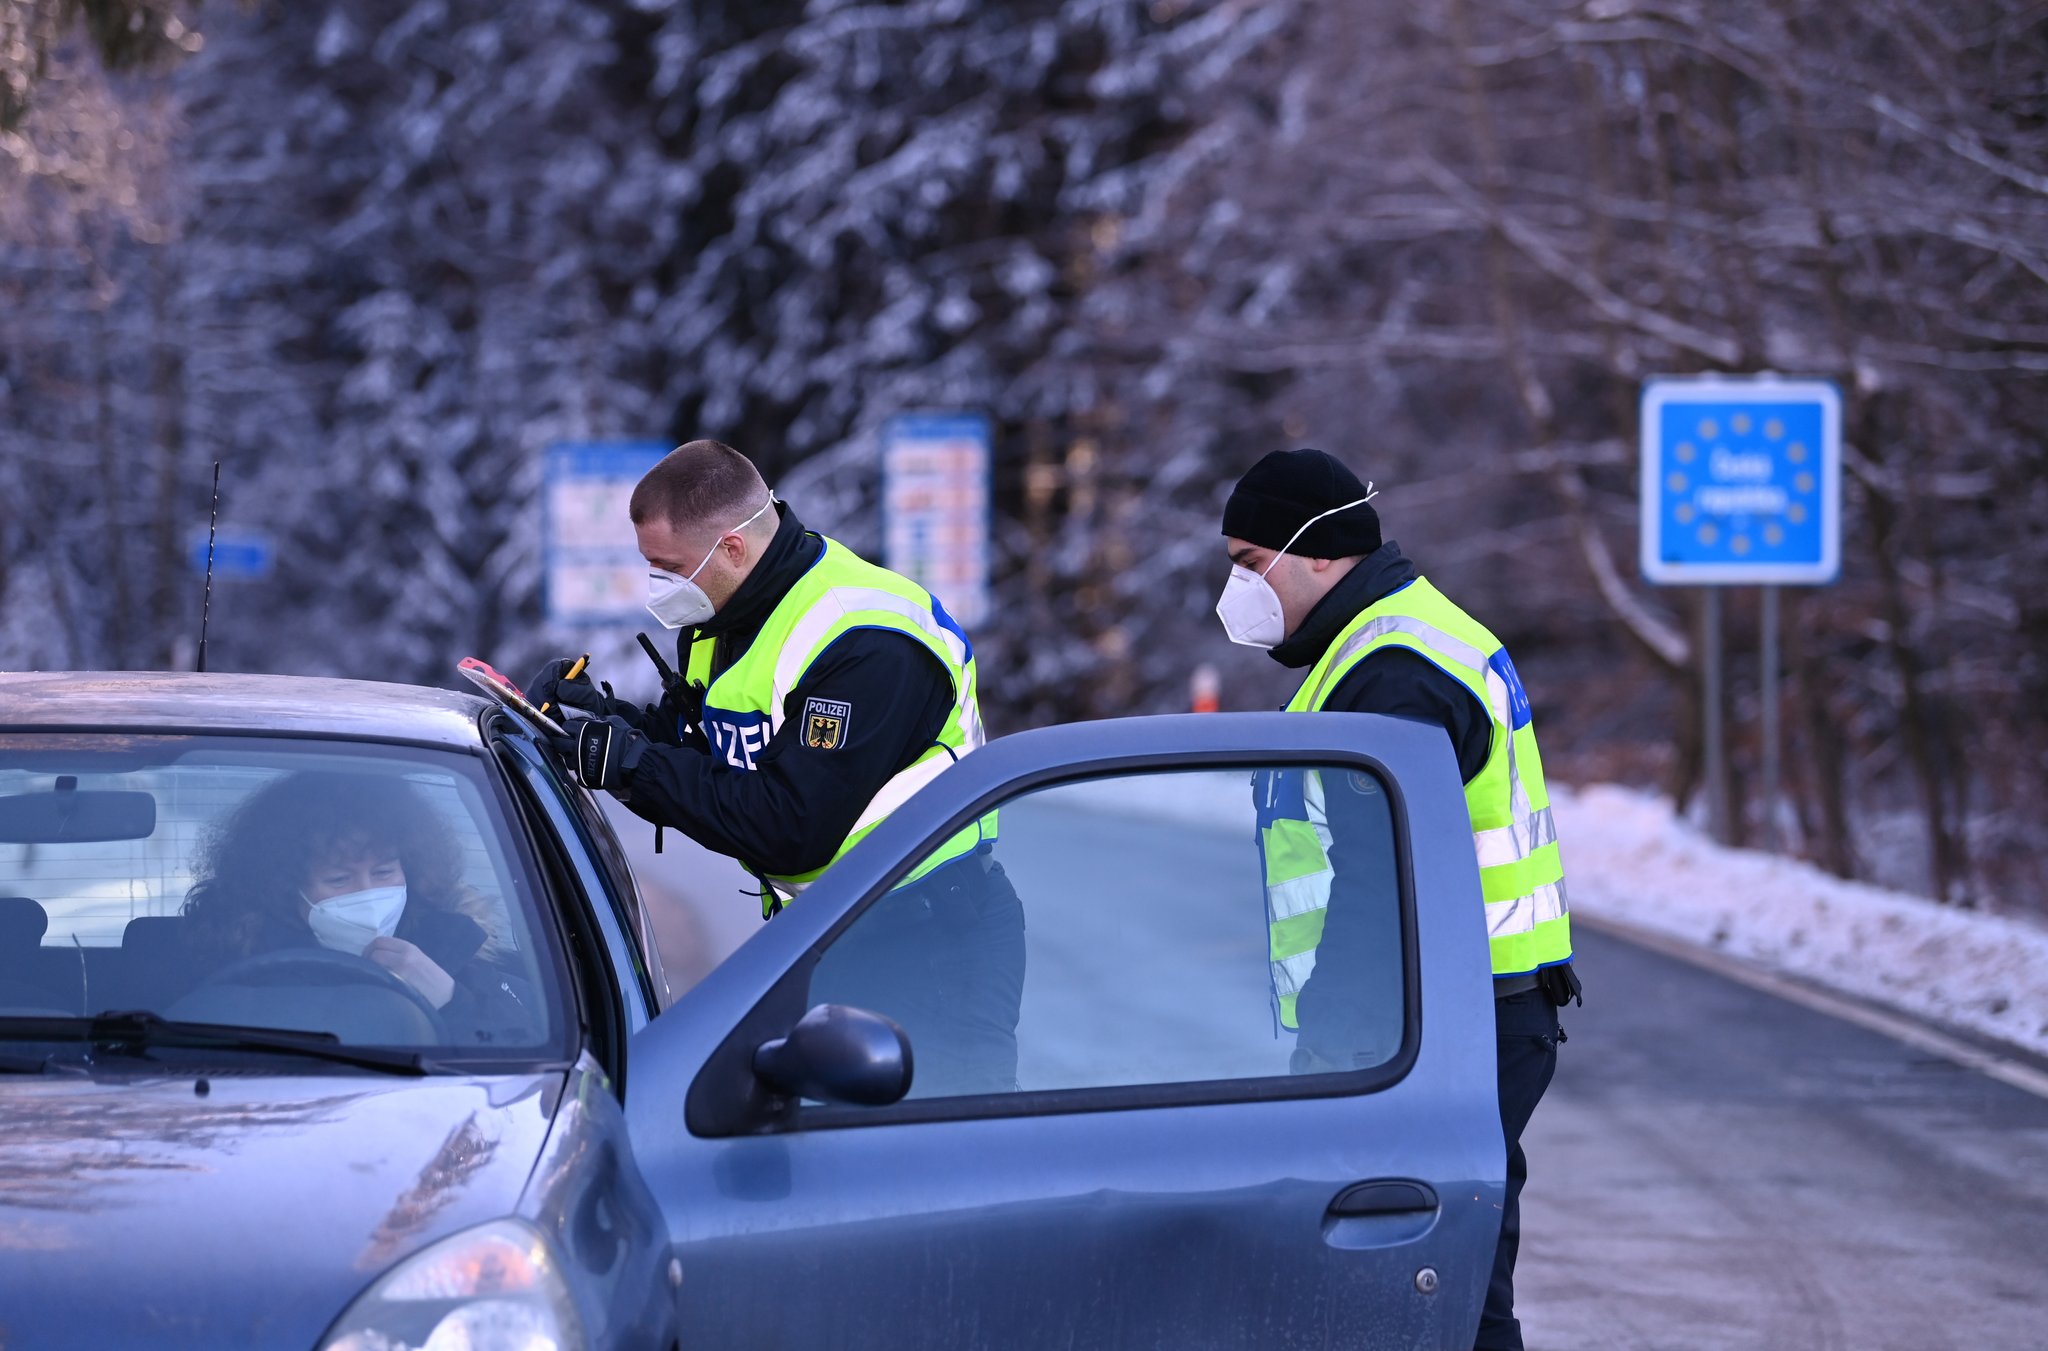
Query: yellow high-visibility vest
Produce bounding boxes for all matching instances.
[687,538,994,916]
[1262,577,1571,1027]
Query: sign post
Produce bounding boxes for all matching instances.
[1760,584,1781,850]
[542,442,670,625]
[881,413,992,629]
[1641,376,1841,847]
[1700,588,1728,844]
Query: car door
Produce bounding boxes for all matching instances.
[623,712,1504,1351]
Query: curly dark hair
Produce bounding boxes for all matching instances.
[183,771,471,958]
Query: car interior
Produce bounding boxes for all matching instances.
[0,739,560,1052]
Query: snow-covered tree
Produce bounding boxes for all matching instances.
[4,0,2044,910]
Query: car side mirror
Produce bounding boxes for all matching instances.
[752,1003,913,1107]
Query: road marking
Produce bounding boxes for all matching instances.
[1577,911,2048,1103]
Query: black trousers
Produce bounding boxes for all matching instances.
[809,854,1027,1098]
[1476,988,1561,1351]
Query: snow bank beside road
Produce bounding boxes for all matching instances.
[1554,784,2048,1060]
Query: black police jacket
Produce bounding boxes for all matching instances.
[612,503,956,881]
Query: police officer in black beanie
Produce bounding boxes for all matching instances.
[1219,447,1582,1351]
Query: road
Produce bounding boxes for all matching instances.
[610,800,2048,1349]
[1517,924,2048,1351]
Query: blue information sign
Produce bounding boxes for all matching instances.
[187,528,274,580]
[542,441,670,624]
[881,412,991,629]
[1640,377,1841,585]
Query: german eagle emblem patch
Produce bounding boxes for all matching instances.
[802,697,851,750]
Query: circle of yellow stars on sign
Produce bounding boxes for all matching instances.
[1674,407,1820,557]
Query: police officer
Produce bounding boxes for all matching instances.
[1217,448,1580,1351]
[530,439,1024,1096]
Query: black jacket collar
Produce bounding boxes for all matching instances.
[696,501,824,640]
[1268,540,1419,670]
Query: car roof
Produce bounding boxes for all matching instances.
[0,672,491,749]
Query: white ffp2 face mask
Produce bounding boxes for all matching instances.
[1215,564,1289,649]
[305,885,408,956]
[1215,489,1379,649]
[646,495,776,630]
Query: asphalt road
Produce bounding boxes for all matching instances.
[1516,923,2048,1351]
[611,801,2048,1350]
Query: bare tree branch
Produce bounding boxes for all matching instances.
[1868,93,2048,199]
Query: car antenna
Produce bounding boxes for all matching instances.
[196,460,220,673]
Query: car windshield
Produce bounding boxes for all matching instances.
[0,734,569,1066]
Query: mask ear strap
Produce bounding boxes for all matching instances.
[692,493,778,581]
[1262,489,1379,574]
[684,535,725,583]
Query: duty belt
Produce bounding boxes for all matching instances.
[1492,971,1540,999]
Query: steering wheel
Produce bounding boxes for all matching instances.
[194,947,449,1042]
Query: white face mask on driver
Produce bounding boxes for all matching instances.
[646,495,776,630]
[305,884,408,956]
[1215,490,1379,649]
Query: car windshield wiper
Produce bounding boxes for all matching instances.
[0,1011,433,1076]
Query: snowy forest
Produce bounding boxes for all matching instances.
[3,0,2045,914]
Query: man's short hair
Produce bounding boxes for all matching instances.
[630,440,769,533]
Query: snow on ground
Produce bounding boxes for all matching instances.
[1554,783,2048,1061]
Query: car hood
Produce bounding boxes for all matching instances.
[0,1067,565,1349]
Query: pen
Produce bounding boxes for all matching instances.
[537,652,589,717]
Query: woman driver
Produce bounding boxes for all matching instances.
[183,771,532,1039]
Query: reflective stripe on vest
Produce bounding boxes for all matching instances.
[688,539,995,916]
[1256,767,1334,1031]
[1260,577,1571,1001]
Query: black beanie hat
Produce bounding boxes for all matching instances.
[1222,448,1382,558]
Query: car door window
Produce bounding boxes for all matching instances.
[806,764,1409,1107]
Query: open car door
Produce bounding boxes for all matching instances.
[625,712,1505,1350]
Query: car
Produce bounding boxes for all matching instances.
[0,670,1506,1350]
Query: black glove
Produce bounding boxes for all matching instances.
[575,715,648,794]
[537,722,579,771]
[527,658,610,719]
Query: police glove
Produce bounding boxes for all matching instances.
[527,657,610,719]
[575,715,648,795]
[536,721,577,766]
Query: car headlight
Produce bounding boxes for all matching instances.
[320,1218,587,1351]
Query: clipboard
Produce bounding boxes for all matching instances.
[457,657,567,738]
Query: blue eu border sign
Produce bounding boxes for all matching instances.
[1640,377,1841,586]
[881,413,992,629]
[543,442,669,624]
